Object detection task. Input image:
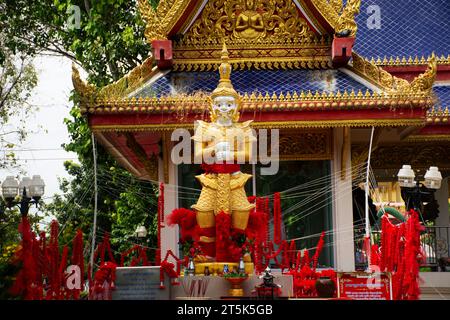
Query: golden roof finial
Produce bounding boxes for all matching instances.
[211,42,239,101]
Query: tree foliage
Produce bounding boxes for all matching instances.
[0,45,38,169]
[1,0,161,261]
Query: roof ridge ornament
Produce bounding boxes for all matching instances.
[351,52,437,96]
[138,0,169,41]
[409,52,437,93]
[71,63,97,111]
[311,0,361,37]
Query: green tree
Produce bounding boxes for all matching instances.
[0,38,38,286]
[0,1,165,300]
[1,0,160,260]
[0,48,38,170]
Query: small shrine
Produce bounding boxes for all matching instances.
[40,0,449,300]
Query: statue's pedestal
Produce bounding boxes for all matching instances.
[194,262,254,275]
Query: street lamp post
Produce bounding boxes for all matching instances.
[135,225,148,246]
[397,165,442,214]
[1,175,45,217]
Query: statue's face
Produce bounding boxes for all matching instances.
[212,96,237,117]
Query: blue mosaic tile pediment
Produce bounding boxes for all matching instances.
[133,69,371,99]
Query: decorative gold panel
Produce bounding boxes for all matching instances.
[276,129,332,160]
[361,143,450,171]
[183,0,315,45]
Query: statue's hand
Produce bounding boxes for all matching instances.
[215,141,230,152]
[215,150,232,162]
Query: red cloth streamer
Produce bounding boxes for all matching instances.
[273,192,281,244]
[378,210,423,300]
[215,211,232,262]
[286,233,335,298]
[370,244,380,267]
[10,216,39,300]
[90,262,117,300]
[160,250,184,287]
[166,208,198,242]
[246,209,267,243]
[69,229,84,299]
[120,245,151,267]
[312,232,325,270]
[264,198,270,243]
[157,182,165,264]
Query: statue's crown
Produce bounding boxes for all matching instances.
[211,43,240,101]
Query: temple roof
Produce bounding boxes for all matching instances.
[434,85,450,109]
[354,0,450,59]
[132,69,372,99]
[70,1,442,131]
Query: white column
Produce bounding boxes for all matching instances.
[331,127,355,271]
[159,158,179,264]
[435,177,449,227]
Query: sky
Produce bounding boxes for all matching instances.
[0,55,81,204]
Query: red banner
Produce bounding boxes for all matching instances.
[337,272,393,300]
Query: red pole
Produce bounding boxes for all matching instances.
[156,182,164,265]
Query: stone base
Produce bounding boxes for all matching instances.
[172,274,294,300]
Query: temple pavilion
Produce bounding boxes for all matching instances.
[72,0,450,271]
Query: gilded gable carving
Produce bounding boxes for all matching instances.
[182,0,316,45]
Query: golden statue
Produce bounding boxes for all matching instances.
[191,43,256,260]
[234,0,265,40]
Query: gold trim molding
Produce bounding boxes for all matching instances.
[79,88,433,115]
[406,134,450,142]
[91,118,427,133]
[426,107,449,124]
[173,56,333,71]
[373,54,450,67]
